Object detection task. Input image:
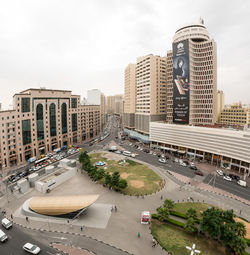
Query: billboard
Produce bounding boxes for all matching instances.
[172,39,190,124]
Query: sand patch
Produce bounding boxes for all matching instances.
[121,173,132,179]
[235,217,250,239]
[129,180,144,188]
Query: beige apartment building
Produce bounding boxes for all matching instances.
[123,63,136,129]
[219,103,250,126]
[166,22,217,125]
[0,88,100,172]
[135,54,167,134]
[106,94,123,116]
[217,90,225,122]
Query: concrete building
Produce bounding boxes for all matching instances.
[217,90,224,122]
[106,94,123,116]
[0,88,100,172]
[135,54,167,134]
[87,89,106,130]
[123,64,136,129]
[166,21,217,125]
[150,122,250,176]
[219,103,250,126]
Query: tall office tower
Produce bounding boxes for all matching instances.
[123,64,136,129]
[166,51,173,123]
[87,89,106,130]
[217,90,224,122]
[166,21,217,125]
[135,54,167,134]
[106,95,123,116]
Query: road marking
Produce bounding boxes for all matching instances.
[46,251,54,255]
[51,236,67,240]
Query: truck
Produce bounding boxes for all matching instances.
[141,211,151,224]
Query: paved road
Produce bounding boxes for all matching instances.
[204,174,250,201]
[0,217,58,255]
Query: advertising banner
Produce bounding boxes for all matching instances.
[172,39,190,124]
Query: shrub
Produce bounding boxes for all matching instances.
[118,179,128,189]
[166,218,185,228]
[170,210,188,219]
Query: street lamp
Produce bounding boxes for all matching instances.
[186,243,201,255]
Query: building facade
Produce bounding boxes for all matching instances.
[217,90,224,122]
[0,88,100,172]
[150,122,250,176]
[166,22,217,125]
[135,54,167,134]
[123,64,136,129]
[219,103,250,126]
[106,94,123,116]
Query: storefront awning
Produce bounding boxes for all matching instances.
[39,147,45,150]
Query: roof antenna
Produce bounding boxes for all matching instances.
[199,17,204,24]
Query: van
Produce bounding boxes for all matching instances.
[0,229,8,242]
[123,151,132,157]
[1,218,12,230]
[237,180,247,187]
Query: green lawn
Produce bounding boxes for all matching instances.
[90,152,164,195]
[151,219,231,255]
[173,202,212,218]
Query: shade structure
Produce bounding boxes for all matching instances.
[29,194,99,217]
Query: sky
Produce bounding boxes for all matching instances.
[0,0,249,109]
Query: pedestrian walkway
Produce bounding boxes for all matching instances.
[52,243,95,255]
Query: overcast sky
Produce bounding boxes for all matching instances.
[0,0,249,109]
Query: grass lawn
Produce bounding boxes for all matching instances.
[151,219,231,255]
[173,202,212,218]
[90,152,164,195]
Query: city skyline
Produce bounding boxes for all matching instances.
[0,0,250,109]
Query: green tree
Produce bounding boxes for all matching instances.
[111,171,120,187]
[184,218,198,233]
[234,222,246,238]
[105,173,112,186]
[118,179,128,189]
[230,236,247,255]
[186,208,199,223]
[163,199,175,211]
[157,207,171,222]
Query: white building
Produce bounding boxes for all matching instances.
[150,122,250,176]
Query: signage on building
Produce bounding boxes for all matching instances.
[172,39,190,124]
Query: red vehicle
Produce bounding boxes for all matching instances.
[194,170,204,176]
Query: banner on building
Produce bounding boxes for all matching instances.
[172,39,190,124]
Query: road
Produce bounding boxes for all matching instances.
[0,217,58,255]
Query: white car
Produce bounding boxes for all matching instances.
[216,169,223,176]
[23,243,41,254]
[130,153,136,158]
[158,158,167,163]
[223,175,232,182]
[190,162,195,167]
[115,150,121,154]
[153,152,157,156]
[174,158,179,163]
[180,162,187,167]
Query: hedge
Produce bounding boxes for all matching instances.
[170,210,188,219]
[245,238,250,247]
[151,214,185,228]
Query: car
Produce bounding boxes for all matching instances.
[129,143,133,146]
[131,153,136,158]
[23,243,41,254]
[190,165,197,170]
[223,175,232,182]
[194,170,204,176]
[237,180,246,187]
[174,158,179,163]
[190,162,195,167]
[115,150,121,154]
[216,169,223,176]
[180,162,187,167]
[153,152,157,156]
[158,158,167,163]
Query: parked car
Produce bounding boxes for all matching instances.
[158,158,167,164]
[194,170,204,176]
[237,180,246,187]
[174,158,179,163]
[23,243,41,254]
[180,162,187,167]
[1,218,12,229]
[153,152,157,156]
[216,169,223,176]
[190,162,195,167]
[223,175,232,182]
[190,165,197,170]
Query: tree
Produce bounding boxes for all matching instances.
[163,199,175,211]
[186,208,199,223]
[230,236,247,255]
[157,207,171,222]
[118,179,128,189]
[105,173,112,186]
[184,218,198,233]
[111,171,120,187]
[234,222,246,238]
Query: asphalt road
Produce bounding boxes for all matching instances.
[0,217,58,255]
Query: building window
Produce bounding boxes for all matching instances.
[71,98,77,108]
[36,104,44,140]
[49,103,57,137]
[22,119,31,145]
[61,103,67,134]
[21,98,30,112]
[72,113,77,132]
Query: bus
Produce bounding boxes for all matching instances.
[123,151,132,157]
[35,156,49,165]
